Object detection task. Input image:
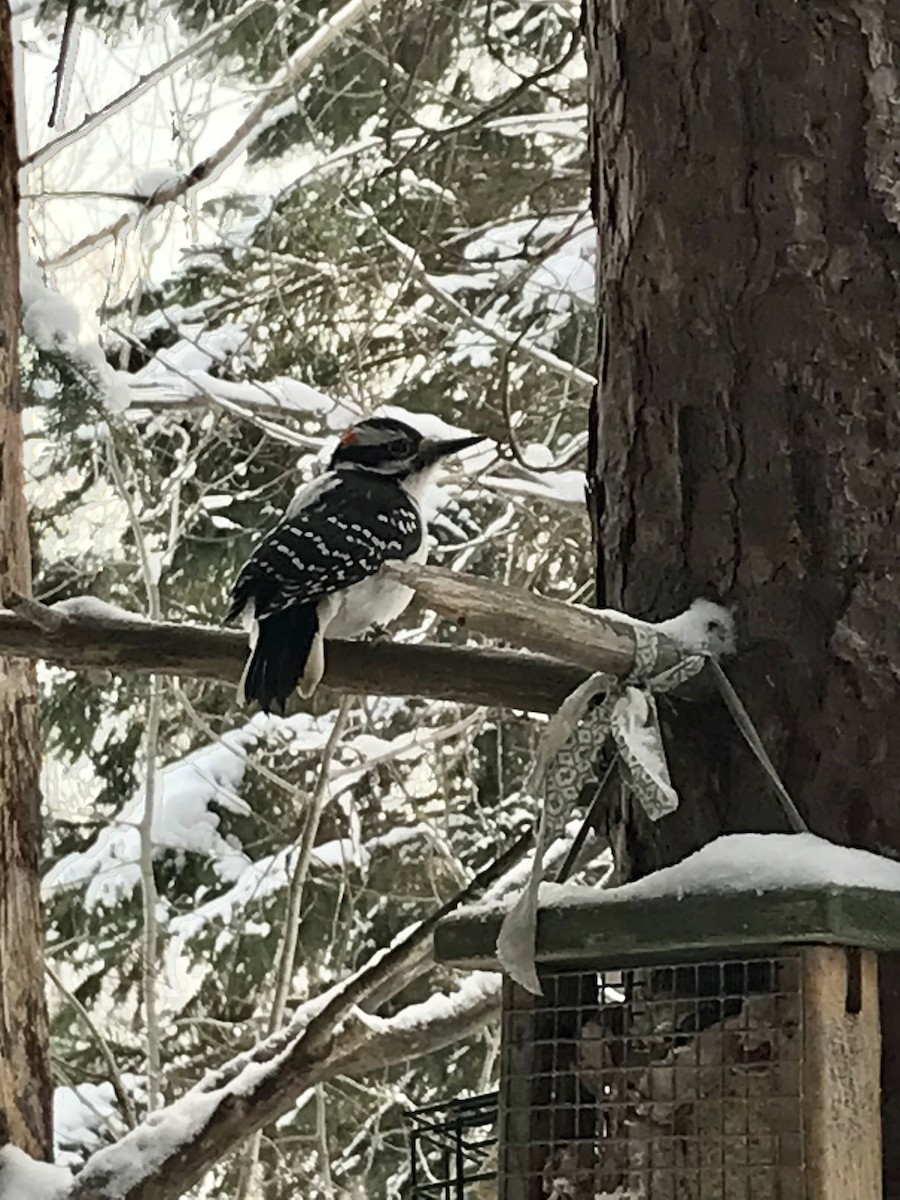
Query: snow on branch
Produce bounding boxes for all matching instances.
[375,227,598,389]
[62,974,499,1200]
[23,0,271,170]
[62,835,527,1200]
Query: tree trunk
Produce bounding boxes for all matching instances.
[585,0,900,1193]
[0,2,52,1160]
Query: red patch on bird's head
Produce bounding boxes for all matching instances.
[339,427,358,445]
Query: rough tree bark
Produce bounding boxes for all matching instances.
[0,3,53,1160]
[585,0,900,1191]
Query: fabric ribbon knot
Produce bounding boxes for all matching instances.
[497,626,706,994]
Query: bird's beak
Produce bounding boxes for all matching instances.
[419,434,486,464]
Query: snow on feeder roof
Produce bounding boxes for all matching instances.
[435,833,900,970]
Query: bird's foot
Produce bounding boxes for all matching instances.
[365,624,392,643]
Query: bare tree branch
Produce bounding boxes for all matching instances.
[104,435,166,1112]
[44,963,137,1130]
[70,977,499,1200]
[42,0,388,268]
[47,0,78,129]
[376,227,598,389]
[25,0,270,168]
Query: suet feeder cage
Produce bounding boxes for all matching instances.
[406,1092,498,1199]
[434,877,899,1199]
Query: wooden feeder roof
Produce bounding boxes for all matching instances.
[434,884,900,970]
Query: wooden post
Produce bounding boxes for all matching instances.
[803,946,882,1200]
[498,978,550,1200]
[0,2,52,1159]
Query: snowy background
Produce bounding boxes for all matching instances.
[15,0,599,1194]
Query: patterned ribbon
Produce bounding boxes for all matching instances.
[497,629,706,995]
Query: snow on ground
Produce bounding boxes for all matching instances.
[540,833,900,909]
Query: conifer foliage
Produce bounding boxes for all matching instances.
[16,0,596,1191]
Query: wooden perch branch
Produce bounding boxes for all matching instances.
[0,605,587,712]
[0,563,684,711]
[384,560,684,674]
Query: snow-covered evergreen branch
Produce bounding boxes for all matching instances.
[64,834,530,1199]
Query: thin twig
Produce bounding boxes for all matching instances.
[709,659,809,834]
[42,0,387,268]
[25,0,270,167]
[380,28,581,181]
[116,330,323,450]
[230,766,522,1200]
[554,754,618,882]
[172,685,302,801]
[236,698,354,1199]
[47,0,77,128]
[270,697,355,1029]
[105,436,165,1110]
[316,1083,335,1199]
[45,961,137,1128]
[138,675,164,1111]
[375,227,597,389]
[51,1060,127,1145]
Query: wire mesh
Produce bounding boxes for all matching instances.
[499,954,805,1200]
[406,1091,499,1199]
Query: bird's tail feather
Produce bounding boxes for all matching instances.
[241,604,319,714]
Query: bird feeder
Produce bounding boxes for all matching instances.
[434,860,898,1200]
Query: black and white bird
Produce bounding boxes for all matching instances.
[225,416,484,713]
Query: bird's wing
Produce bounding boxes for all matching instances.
[227,472,422,621]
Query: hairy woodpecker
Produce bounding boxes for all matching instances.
[225,416,484,713]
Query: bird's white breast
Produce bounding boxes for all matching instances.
[319,474,430,639]
[322,536,426,638]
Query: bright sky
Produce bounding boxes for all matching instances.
[17,7,298,330]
